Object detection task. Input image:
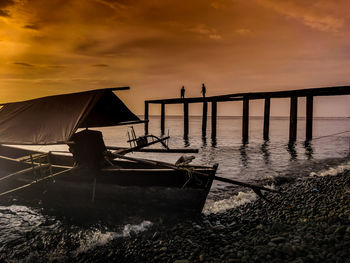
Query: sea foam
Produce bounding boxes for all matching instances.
[74,220,152,255]
[309,160,350,177]
[203,190,257,214]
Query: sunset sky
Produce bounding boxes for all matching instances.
[0,0,349,116]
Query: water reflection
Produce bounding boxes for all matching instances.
[260,140,271,164]
[201,135,207,147]
[303,140,313,160]
[239,142,248,167]
[208,147,218,164]
[211,137,217,148]
[287,142,297,160]
[183,135,190,147]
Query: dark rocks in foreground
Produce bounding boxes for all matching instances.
[79,170,350,263]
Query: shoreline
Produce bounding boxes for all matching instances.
[78,169,350,263]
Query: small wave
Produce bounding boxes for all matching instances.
[0,204,41,215]
[74,230,118,255]
[309,160,350,177]
[74,220,152,255]
[203,191,257,214]
[121,220,152,237]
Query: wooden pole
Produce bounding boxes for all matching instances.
[263,97,270,140]
[161,103,165,135]
[306,95,313,141]
[242,97,249,142]
[289,96,298,142]
[144,102,149,135]
[184,102,189,138]
[202,101,208,136]
[211,101,217,139]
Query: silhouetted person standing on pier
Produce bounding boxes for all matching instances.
[201,83,206,97]
[181,86,185,99]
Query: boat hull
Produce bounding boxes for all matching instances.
[0,145,217,219]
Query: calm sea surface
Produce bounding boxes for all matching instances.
[1,116,349,260]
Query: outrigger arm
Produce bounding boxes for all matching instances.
[213,176,281,202]
[112,153,281,201]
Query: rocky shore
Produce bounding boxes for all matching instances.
[78,170,350,263]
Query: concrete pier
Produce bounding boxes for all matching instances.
[145,86,350,141]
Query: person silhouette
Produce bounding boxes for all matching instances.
[180,86,185,99]
[201,83,206,98]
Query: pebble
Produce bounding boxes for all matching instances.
[74,169,350,263]
[159,246,167,252]
[271,237,286,243]
[152,232,159,240]
[256,224,264,230]
[346,226,350,233]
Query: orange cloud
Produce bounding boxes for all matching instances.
[257,0,348,33]
[188,24,223,40]
[0,0,349,116]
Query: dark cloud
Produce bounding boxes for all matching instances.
[0,0,15,9]
[73,39,102,54]
[13,62,34,67]
[23,24,40,30]
[0,9,10,17]
[17,0,117,27]
[0,0,14,17]
[93,64,109,67]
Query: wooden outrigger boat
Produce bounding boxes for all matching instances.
[0,87,278,220]
[0,87,218,219]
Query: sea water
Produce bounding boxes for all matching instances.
[0,116,349,260]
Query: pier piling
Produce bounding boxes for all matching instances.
[144,102,149,135]
[211,101,217,139]
[289,96,298,142]
[184,102,189,138]
[202,101,208,136]
[161,103,165,135]
[242,97,249,142]
[263,97,270,140]
[306,96,313,141]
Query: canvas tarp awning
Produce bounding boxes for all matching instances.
[0,89,141,145]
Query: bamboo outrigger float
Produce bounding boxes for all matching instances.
[0,87,277,220]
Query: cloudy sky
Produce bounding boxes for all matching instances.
[0,0,349,116]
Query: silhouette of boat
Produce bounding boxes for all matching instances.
[0,88,217,219]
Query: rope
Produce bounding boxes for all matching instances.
[179,167,194,189]
[312,130,350,141]
[179,166,204,188]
